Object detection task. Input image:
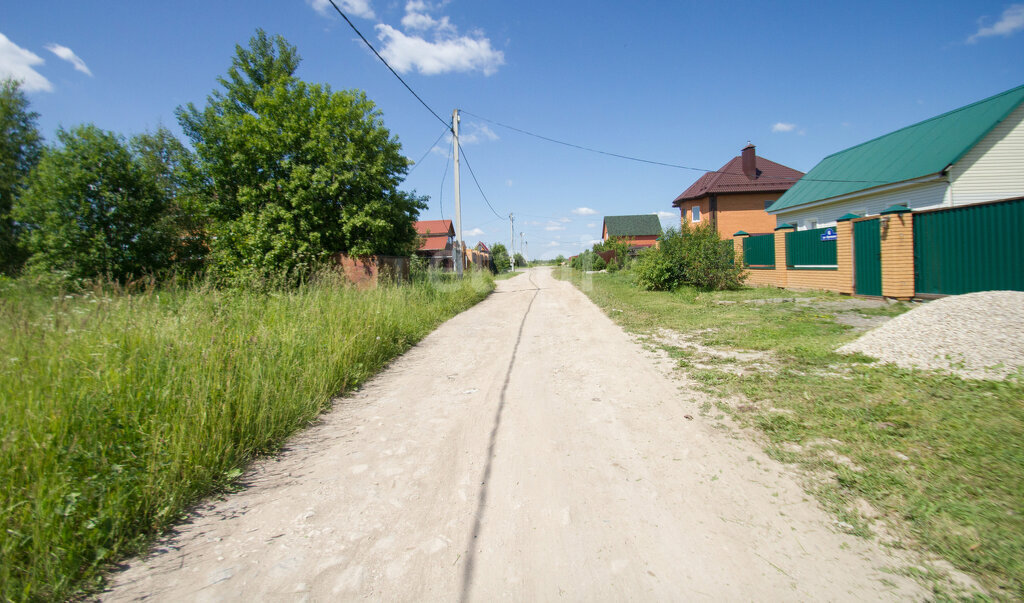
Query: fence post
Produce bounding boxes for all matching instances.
[880,204,914,300]
[774,223,795,288]
[836,214,857,295]
[732,230,749,268]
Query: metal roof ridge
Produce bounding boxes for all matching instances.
[817,83,1024,162]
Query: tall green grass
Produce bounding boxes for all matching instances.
[0,272,492,601]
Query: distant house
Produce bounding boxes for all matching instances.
[672,144,804,236]
[414,219,454,269]
[602,214,663,249]
[768,83,1024,227]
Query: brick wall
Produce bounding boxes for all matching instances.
[881,212,914,299]
[731,216,915,299]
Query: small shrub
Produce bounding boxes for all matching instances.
[632,223,745,291]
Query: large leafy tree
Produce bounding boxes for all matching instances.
[177,30,425,283]
[131,126,207,274]
[0,79,43,274]
[14,125,175,281]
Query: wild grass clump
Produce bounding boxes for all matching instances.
[0,271,492,600]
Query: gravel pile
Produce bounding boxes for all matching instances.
[838,290,1024,380]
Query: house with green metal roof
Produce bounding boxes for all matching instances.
[767,83,1024,228]
[602,214,663,249]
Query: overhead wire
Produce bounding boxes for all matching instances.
[407,121,453,177]
[460,109,893,185]
[325,0,450,129]
[458,145,507,221]
[438,137,452,220]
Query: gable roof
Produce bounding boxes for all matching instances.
[770,83,1024,213]
[672,155,804,204]
[603,214,663,237]
[415,219,454,237]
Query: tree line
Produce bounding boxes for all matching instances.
[0,30,427,286]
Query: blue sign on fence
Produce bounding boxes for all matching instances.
[820,228,837,241]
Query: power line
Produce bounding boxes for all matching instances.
[438,138,452,220]
[461,109,892,185]
[407,121,453,177]
[458,145,507,221]
[325,0,450,129]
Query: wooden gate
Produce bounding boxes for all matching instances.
[854,219,882,296]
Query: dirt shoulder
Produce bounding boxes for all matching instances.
[104,267,925,600]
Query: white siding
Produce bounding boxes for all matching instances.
[947,103,1024,205]
[776,180,949,229]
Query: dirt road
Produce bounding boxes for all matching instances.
[105,268,923,601]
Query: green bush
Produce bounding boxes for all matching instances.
[632,223,744,291]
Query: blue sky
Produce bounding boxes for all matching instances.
[3,1,1023,259]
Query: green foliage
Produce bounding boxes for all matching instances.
[490,242,510,272]
[513,252,526,268]
[0,273,493,600]
[0,79,43,275]
[554,254,565,265]
[593,236,630,268]
[177,30,425,285]
[14,125,176,282]
[130,127,207,274]
[632,223,744,291]
[570,249,605,271]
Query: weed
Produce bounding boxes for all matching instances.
[0,274,493,600]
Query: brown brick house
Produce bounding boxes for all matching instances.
[672,144,803,236]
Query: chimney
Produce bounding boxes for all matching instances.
[741,142,756,180]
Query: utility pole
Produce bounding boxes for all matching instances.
[520,232,525,266]
[452,108,463,277]
[509,213,515,272]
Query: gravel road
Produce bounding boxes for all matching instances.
[104,268,925,601]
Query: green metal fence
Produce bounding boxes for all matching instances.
[742,234,775,268]
[785,227,837,268]
[914,198,1024,295]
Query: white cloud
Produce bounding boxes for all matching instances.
[558,217,570,223]
[546,241,561,248]
[308,0,375,19]
[657,210,676,219]
[455,123,498,145]
[544,222,566,231]
[572,207,597,215]
[505,179,513,187]
[376,24,504,75]
[464,227,484,237]
[586,222,597,228]
[0,33,52,92]
[772,122,797,133]
[968,4,1024,43]
[45,43,92,76]
[401,1,456,34]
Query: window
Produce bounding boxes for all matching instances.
[691,206,700,222]
[764,199,774,211]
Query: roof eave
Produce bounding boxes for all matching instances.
[768,172,948,215]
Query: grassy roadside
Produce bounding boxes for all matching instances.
[0,271,493,601]
[556,267,1024,598]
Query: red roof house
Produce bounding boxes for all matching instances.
[414,220,455,268]
[672,144,804,236]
